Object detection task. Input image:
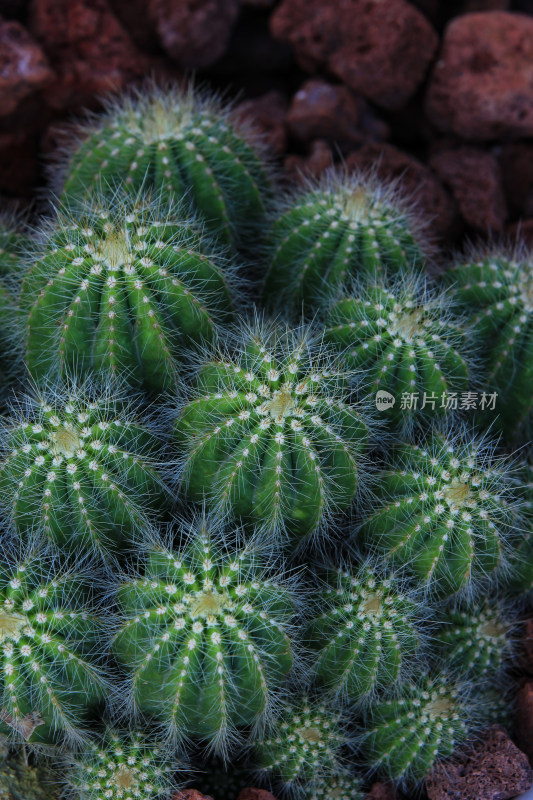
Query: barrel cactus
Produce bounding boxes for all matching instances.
[358,429,517,595]
[21,191,236,392]
[58,85,272,249]
[0,381,167,558]
[112,518,295,751]
[174,320,369,541]
[308,770,364,800]
[324,274,470,427]
[261,171,428,316]
[0,547,105,746]
[304,564,420,701]
[505,456,533,595]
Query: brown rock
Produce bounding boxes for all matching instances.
[28,0,151,111]
[148,0,239,68]
[286,79,362,144]
[172,791,215,800]
[0,17,53,116]
[285,139,333,184]
[429,146,506,232]
[238,790,278,800]
[234,90,289,155]
[365,781,399,800]
[426,12,533,140]
[499,142,533,218]
[271,0,438,110]
[345,142,457,241]
[515,680,533,764]
[426,725,533,800]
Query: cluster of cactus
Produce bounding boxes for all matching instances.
[0,80,530,800]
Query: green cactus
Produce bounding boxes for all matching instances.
[59,85,272,249]
[358,429,516,595]
[20,192,236,392]
[112,519,295,751]
[261,171,428,316]
[0,547,106,746]
[253,694,348,793]
[0,381,167,558]
[304,565,420,701]
[323,274,470,426]
[174,320,369,541]
[360,673,471,782]
[0,219,25,395]
[66,729,177,800]
[445,246,533,440]
[505,456,533,595]
[308,770,364,800]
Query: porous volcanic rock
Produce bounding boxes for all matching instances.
[515,680,533,764]
[366,781,399,800]
[238,790,278,800]
[172,791,215,800]
[285,139,333,183]
[286,79,362,144]
[235,90,289,155]
[0,16,52,116]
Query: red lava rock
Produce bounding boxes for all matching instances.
[426,725,533,800]
[148,0,240,68]
[270,0,438,110]
[286,79,362,145]
[429,146,506,232]
[426,12,533,140]
[0,125,38,196]
[172,791,215,800]
[238,790,278,800]
[234,90,289,155]
[0,17,53,116]
[515,680,533,764]
[28,0,151,111]
[345,142,457,241]
[285,139,333,184]
[365,781,399,800]
[499,142,533,219]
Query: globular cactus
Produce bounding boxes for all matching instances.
[0,381,167,558]
[360,673,471,782]
[66,728,177,800]
[304,564,420,701]
[20,191,236,392]
[445,245,533,440]
[174,320,369,541]
[261,171,428,316]
[112,518,295,752]
[308,770,364,800]
[358,428,517,596]
[506,456,533,595]
[58,85,272,249]
[0,546,106,746]
[253,694,348,794]
[323,274,470,427]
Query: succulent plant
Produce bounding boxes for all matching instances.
[505,456,533,595]
[261,171,428,316]
[20,191,236,392]
[0,546,106,746]
[308,769,364,800]
[0,218,25,394]
[358,429,517,595]
[304,564,420,701]
[323,274,470,427]
[0,381,167,558]
[58,85,272,249]
[66,728,177,800]
[112,518,295,751]
[174,320,369,541]
[360,673,471,782]
[445,246,533,440]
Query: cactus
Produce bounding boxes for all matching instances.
[0,219,25,395]
[308,769,364,800]
[0,381,167,558]
[304,564,420,701]
[0,748,62,800]
[0,546,106,746]
[360,673,471,782]
[261,171,428,316]
[323,274,470,427]
[58,85,272,249]
[505,456,533,595]
[20,191,236,392]
[66,728,177,800]
[358,428,517,595]
[174,320,369,541]
[112,518,295,752]
[445,246,533,440]
[253,694,348,794]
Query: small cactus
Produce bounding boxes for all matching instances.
[506,456,533,595]
[358,429,517,595]
[323,274,470,427]
[304,564,420,701]
[0,547,106,746]
[308,769,364,800]
[21,191,236,392]
[0,381,167,558]
[174,320,369,541]
[58,85,272,249]
[112,518,295,751]
[261,171,428,316]
[66,728,177,800]
[360,673,471,782]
